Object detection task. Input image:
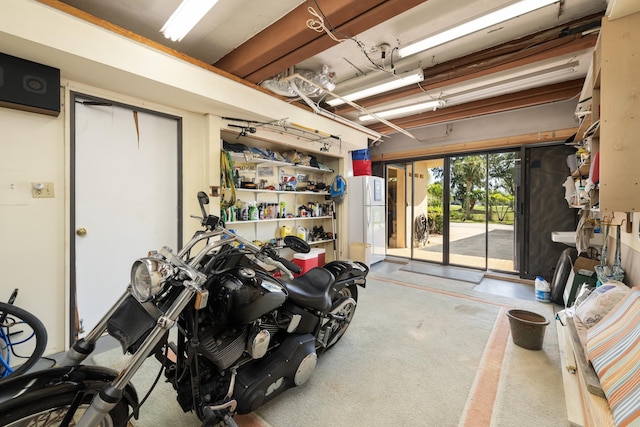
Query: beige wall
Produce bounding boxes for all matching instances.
[0,84,213,355]
[1,105,66,354]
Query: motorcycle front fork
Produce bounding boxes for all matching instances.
[58,291,131,367]
[59,286,197,427]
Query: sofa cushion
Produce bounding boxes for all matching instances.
[587,287,640,427]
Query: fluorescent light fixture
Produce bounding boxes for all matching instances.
[161,0,219,42]
[326,68,424,107]
[447,61,578,103]
[440,60,578,96]
[399,0,560,58]
[358,60,577,122]
[359,99,446,121]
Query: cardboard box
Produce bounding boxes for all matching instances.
[563,256,600,307]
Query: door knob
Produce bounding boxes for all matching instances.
[76,227,87,236]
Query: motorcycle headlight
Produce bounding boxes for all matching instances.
[130,257,172,302]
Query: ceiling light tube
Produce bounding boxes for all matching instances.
[161,0,219,42]
[447,63,578,104]
[441,60,578,96]
[399,0,559,58]
[359,99,446,121]
[327,68,424,107]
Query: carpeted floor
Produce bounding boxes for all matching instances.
[93,269,565,427]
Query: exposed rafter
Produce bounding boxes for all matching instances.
[367,79,585,134]
[331,16,600,115]
[214,0,428,83]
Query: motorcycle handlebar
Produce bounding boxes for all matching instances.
[276,256,302,275]
[218,225,300,279]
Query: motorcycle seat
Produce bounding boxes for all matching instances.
[284,267,335,311]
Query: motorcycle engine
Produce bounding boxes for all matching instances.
[233,333,317,414]
[210,267,287,325]
[197,267,288,370]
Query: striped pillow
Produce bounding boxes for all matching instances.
[586,287,640,427]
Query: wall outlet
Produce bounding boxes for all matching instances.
[32,182,55,198]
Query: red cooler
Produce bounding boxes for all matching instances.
[293,252,318,276]
[309,248,326,267]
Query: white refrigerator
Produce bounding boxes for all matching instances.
[347,176,386,264]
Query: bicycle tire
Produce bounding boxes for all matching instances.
[0,301,48,379]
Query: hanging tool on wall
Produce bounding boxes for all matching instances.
[220,151,237,208]
[227,123,256,137]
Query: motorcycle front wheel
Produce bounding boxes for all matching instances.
[1,392,129,427]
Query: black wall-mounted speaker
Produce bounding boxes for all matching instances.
[0,52,60,117]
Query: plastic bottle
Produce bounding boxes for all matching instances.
[249,203,258,221]
[534,276,551,303]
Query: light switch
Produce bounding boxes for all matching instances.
[32,182,55,198]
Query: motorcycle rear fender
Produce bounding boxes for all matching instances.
[324,260,368,289]
[0,365,140,419]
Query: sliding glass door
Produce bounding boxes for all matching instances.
[385,150,518,273]
[449,154,488,269]
[487,152,517,271]
[386,163,411,259]
[386,160,444,263]
[413,159,444,263]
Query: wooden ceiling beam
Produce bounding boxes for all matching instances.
[367,79,584,134]
[214,0,384,78]
[421,13,603,84]
[370,127,578,161]
[216,0,427,83]
[333,16,600,114]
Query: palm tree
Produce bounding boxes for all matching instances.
[452,156,486,220]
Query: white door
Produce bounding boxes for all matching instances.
[73,97,179,336]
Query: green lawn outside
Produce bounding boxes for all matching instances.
[448,204,514,225]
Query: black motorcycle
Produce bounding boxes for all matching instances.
[0,192,367,427]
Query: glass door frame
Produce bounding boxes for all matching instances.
[383,149,519,274]
[448,153,489,270]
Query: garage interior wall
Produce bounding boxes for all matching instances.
[2,0,640,358]
[0,0,368,354]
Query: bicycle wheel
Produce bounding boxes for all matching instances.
[0,301,48,379]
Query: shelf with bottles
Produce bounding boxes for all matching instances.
[226,216,333,224]
[220,191,337,254]
[226,219,336,251]
[220,129,340,262]
[234,187,331,196]
[221,199,335,224]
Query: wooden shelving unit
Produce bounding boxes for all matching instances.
[220,130,340,261]
[597,13,640,213]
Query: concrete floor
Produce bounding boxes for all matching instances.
[387,222,517,272]
[370,259,536,302]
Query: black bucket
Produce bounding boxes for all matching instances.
[506,309,549,351]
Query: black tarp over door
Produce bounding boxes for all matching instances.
[521,144,577,280]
